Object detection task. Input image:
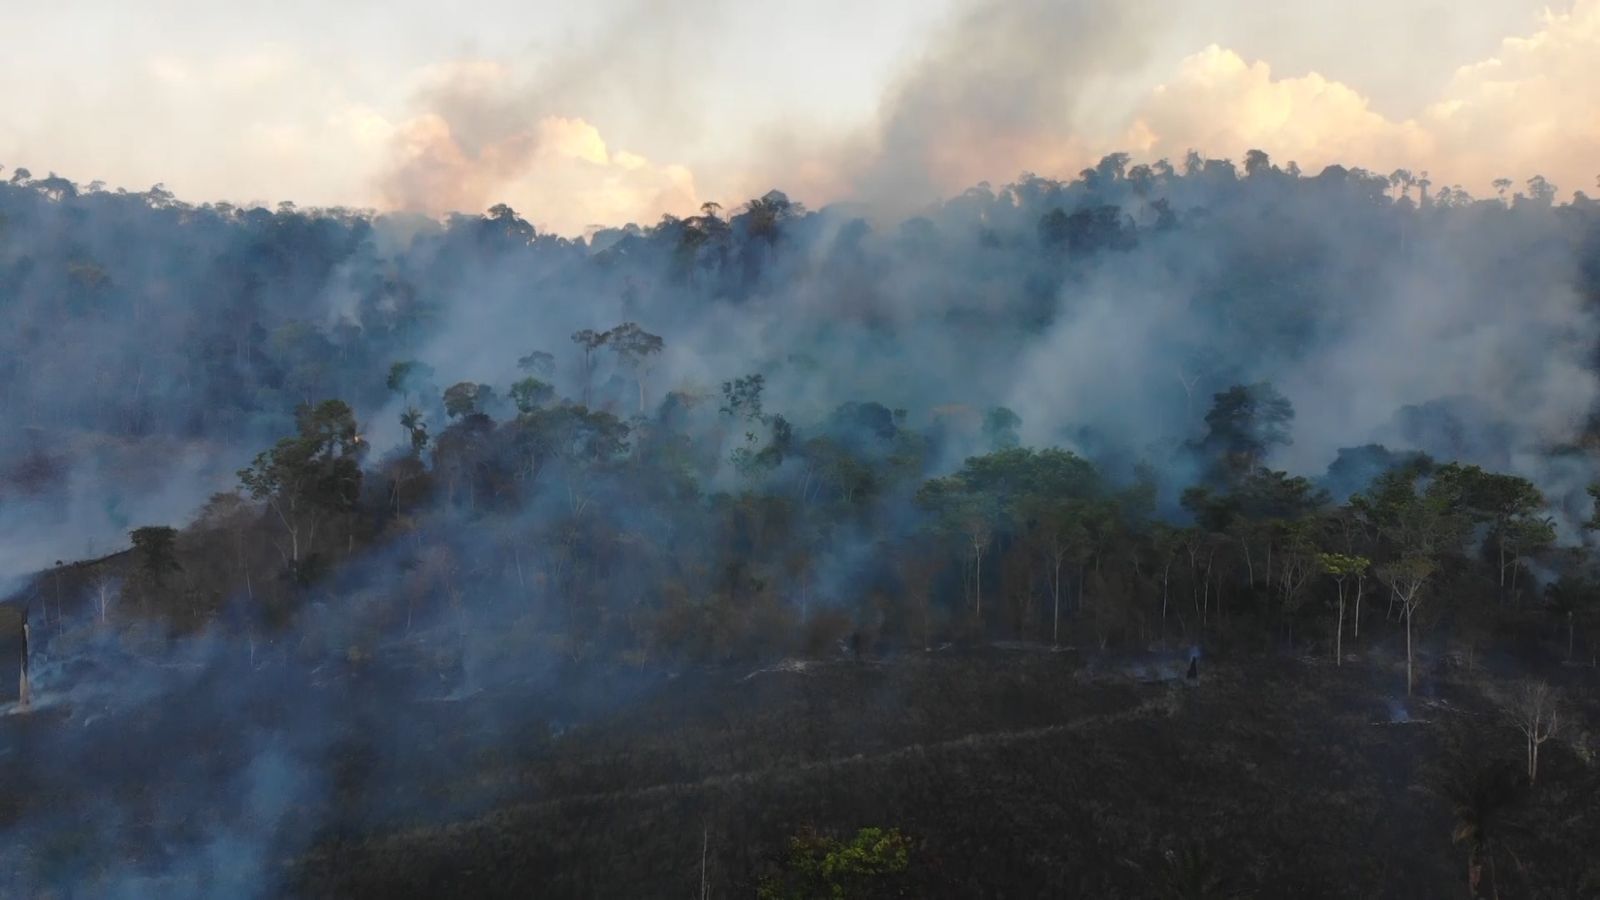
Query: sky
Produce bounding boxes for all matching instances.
[2,0,1596,235]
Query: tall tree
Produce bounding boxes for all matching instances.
[1317,552,1369,665]
[237,400,365,572]
[607,322,665,414]
[1193,382,1294,487]
[571,328,612,407]
[1379,556,1436,696]
[1497,680,1561,783]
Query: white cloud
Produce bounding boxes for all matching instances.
[379,61,700,234]
[1122,1,1600,194]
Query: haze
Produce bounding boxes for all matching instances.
[3,0,1594,235]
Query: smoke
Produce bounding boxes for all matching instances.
[729,0,1161,218]
[737,0,1600,218]
[3,39,1600,893]
[376,0,721,233]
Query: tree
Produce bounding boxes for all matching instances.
[1379,556,1435,695]
[89,571,119,625]
[516,350,556,377]
[442,382,493,419]
[571,328,611,407]
[607,322,665,413]
[1045,505,1092,645]
[128,525,182,613]
[1149,523,1184,643]
[1388,168,1415,202]
[386,360,435,402]
[982,406,1021,450]
[1443,760,1526,899]
[1244,148,1273,178]
[1193,382,1294,487]
[1545,571,1599,662]
[1318,552,1369,665]
[483,203,535,244]
[237,400,365,571]
[1152,841,1241,900]
[917,476,1000,627]
[1497,680,1561,783]
[510,377,555,414]
[757,827,911,900]
[741,190,804,244]
[1439,464,1548,602]
[1525,175,1557,207]
[399,406,429,453]
[720,373,766,422]
[1276,520,1321,644]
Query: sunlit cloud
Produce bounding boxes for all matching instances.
[0,0,1593,229]
[380,61,700,234]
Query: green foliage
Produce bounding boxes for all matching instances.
[238,400,364,508]
[509,377,555,414]
[720,373,766,422]
[129,526,181,578]
[1194,382,1295,487]
[399,406,429,453]
[982,406,1021,450]
[442,382,493,419]
[386,360,435,397]
[757,827,912,900]
[1317,552,1369,580]
[237,400,365,568]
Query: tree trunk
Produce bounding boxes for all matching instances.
[973,545,983,624]
[1334,584,1345,666]
[17,622,30,712]
[1353,578,1364,639]
[1406,604,1415,696]
[700,824,709,900]
[1052,556,1062,647]
[1161,564,1171,645]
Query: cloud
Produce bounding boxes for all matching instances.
[1420,0,1600,191]
[752,0,1597,212]
[1,45,394,210]
[1122,0,1600,193]
[379,61,699,234]
[1123,46,1435,173]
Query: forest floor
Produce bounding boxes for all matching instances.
[5,626,1600,898]
[279,644,1600,899]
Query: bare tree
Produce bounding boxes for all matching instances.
[1318,553,1369,666]
[17,611,31,711]
[1379,556,1435,695]
[1499,680,1561,783]
[90,572,119,625]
